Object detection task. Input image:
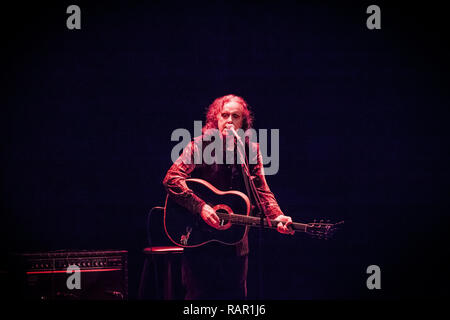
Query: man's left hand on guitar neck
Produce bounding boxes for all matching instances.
[274,215,295,235]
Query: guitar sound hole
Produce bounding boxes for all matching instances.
[216,209,229,226]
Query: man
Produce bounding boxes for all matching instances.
[163,94,294,300]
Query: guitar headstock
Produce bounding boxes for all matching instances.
[306,219,344,240]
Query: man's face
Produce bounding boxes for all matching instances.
[217,101,244,137]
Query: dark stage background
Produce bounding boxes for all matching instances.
[1,1,449,299]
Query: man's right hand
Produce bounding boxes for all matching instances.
[200,204,221,229]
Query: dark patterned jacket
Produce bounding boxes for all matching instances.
[163,133,283,256]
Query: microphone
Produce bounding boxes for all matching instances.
[229,127,247,166]
[229,127,244,146]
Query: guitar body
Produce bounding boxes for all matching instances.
[164,178,251,248]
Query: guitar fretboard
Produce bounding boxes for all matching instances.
[216,212,308,232]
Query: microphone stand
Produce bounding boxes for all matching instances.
[230,128,270,300]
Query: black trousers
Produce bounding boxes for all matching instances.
[181,244,248,300]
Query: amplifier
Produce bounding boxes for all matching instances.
[13,250,128,300]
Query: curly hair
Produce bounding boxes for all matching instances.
[202,94,254,133]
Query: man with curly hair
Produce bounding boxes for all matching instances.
[163,94,293,300]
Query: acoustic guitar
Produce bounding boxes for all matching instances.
[164,178,343,248]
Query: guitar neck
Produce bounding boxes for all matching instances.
[217,213,308,233]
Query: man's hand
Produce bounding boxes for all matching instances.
[274,215,295,235]
[200,204,221,229]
